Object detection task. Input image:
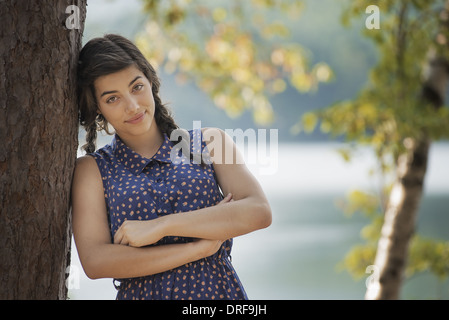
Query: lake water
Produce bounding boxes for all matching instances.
[68,139,449,300]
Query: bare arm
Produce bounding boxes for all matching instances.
[114,128,272,246]
[71,155,222,279]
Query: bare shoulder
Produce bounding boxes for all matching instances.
[74,155,99,173]
[71,155,107,228]
[72,155,102,188]
[201,127,243,165]
[201,126,234,150]
[75,154,97,168]
[201,127,226,139]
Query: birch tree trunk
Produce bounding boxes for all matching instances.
[365,3,449,299]
[365,137,431,300]
[0,0,86,299]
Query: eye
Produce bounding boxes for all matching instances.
[106,96,118,104]
[133,84,144,92]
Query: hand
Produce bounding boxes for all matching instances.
[114,219,162,247]
[114,193,233,247]
[194,238,225,259]
[218,193,234,204]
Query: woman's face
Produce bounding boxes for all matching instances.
[94,65,156,140]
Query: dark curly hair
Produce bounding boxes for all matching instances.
[77,34,178,154]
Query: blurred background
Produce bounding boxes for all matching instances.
[68,0,449,300]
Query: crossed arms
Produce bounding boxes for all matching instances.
[71,128,271,279]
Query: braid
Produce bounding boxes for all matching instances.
[82,121,97,154]
[154,103,178,137]
[153,97,208,168]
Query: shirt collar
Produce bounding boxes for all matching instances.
[112,133,173,175]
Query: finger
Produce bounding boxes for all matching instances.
[220,193,232,203]
[114,227,124,244]
[120,236,129,246]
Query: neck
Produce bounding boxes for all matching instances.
[118,123,164,159]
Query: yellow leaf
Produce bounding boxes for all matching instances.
[271,78,286,93]
[314,63,333,82]
[291,73,312,92]
[212,7,227,22]
[301,112,318,133]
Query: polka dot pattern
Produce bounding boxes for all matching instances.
[90,129,248,300]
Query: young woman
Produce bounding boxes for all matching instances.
[72,34,272,300]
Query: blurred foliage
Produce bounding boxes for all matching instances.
[298,0,449,160]
[314,0,449,286]
[137,0,332,124]
[407,236,449,280]
[335,189,449,284]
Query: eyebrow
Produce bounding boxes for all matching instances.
[100,76,143,97]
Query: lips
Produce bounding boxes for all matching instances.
[126,111,146,124]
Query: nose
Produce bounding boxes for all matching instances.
[125,96,139,113]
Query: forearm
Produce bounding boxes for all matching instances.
[161,195,271,241]
[82,241,204,280]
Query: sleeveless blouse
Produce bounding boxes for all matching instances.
[90,129,248,300]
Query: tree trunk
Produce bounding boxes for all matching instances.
[365,5,449,298]
[0,1,86,299]
[365,137,430,300]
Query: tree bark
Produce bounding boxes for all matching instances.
[365,3,449,299]
[365,137,430,300]
[0,0,86,299]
